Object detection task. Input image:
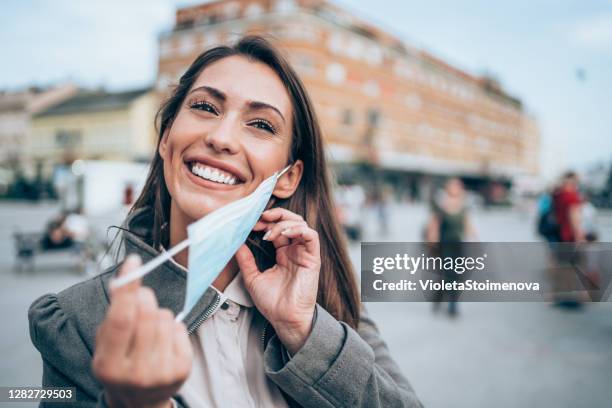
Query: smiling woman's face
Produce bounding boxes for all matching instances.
[159,55,298,224]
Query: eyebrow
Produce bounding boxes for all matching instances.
[189,85,286,124]
[189,85,226,101]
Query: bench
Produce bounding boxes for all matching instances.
[12,231,106,275]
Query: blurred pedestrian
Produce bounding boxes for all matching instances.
[536,188,559,242]
[123,183,134,206]
[581,196,602,298]
[550,171,586,308]
[334,182,366,241]
[553,171,584,243]
[63,207,89,244]
[370,185,391,237]
[426,177,477,316]
[40,212,74,250]
[581,196,598,243]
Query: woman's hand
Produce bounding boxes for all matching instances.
[93,255,193,408]
[235,208,321,355]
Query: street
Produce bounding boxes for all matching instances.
[1,201,611,407]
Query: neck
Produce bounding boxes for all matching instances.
[168,201,238,292]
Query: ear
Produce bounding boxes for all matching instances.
[273,160,304,199]
[158,128,170,160]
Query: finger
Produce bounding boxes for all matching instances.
[235,244,261,288]
[260,207,304,223]
[263,220,307,247]
[156,308,175,383]
[96,296,139,360]
[109,254,143,300]
[99,255,143,358]
[252,220,270,232]
[280,225,320,257]
[172,321,193,381]
[131,287,160,362]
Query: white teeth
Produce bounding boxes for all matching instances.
[211,169,220,182]
[191,163,238,185]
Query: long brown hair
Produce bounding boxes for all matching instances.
[131,36,360,328]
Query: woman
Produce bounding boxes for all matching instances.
[426,177,477,316]
[29,36,422,408]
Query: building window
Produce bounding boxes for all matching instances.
[325,62,346,84]
[367,109,380,127]
[178,35,195,56]
[341,109,353,125]
[292,54,316,76]
[327,32,343,54]
[275,0,296,12]
[245,3,264,18]
[223,2,240,19]
[55,130,82,149]
[361,80,380,97]
[346,37,363,59]
[365,44,383,65]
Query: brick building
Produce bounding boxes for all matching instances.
[155,0,540,200]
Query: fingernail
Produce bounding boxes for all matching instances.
[263,230,272,241]
[281,228,292,236]
[125,253,142,266]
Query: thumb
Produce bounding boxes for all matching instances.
[235,244,260,287]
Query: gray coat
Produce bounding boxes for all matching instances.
[28,207,422,407]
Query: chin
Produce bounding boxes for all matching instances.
[185,197,224,221]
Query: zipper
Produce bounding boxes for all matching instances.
[260,321,269,351]
[186,291,270,349]
[187,292,222,335]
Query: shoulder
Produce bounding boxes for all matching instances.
[28,265,119,356]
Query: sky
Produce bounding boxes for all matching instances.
[1,0,611,180]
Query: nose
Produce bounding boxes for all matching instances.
[203,115,240,155]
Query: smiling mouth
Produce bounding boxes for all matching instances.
[188,162,242,185]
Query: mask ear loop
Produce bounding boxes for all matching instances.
[277,164,292,178]
[265,164,294,212]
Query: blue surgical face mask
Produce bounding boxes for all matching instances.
[176,165,291,320]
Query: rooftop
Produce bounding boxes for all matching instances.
[35,87,151,117]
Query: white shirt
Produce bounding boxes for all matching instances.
[167,256,288,408]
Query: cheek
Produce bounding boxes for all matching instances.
[162,156,177,198]
[160,134,185,194]
[165,111,202,153]
[243,137,291,171]
[162,124,195,166]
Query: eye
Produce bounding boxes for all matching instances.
[189,100,219,115]
[248,119,276,134]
